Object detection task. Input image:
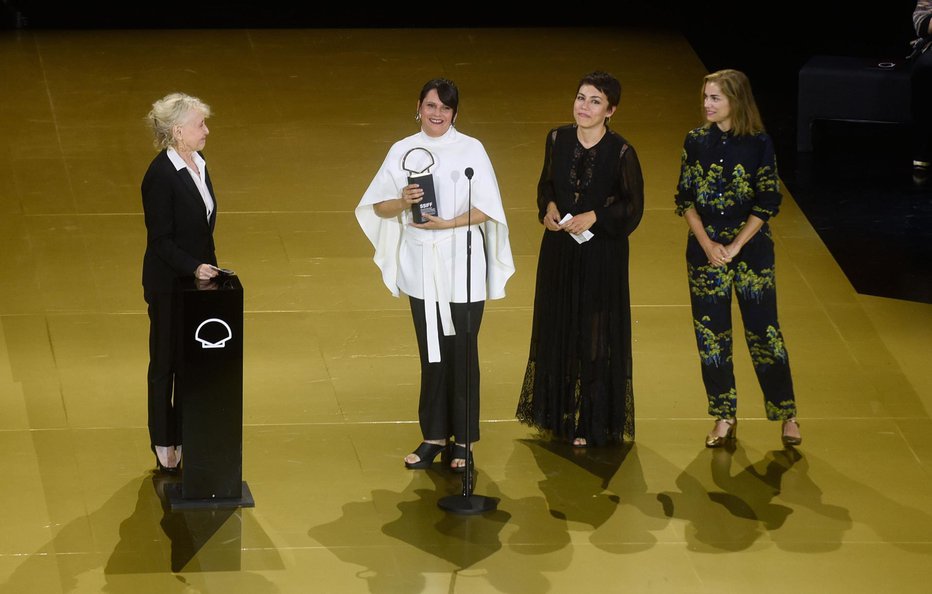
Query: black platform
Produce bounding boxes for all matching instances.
[797,54,913,151]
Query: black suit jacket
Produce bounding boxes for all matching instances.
[141,150,218,293]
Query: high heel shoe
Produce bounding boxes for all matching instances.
[404,442,447,469]
[152,445,179,475]
[449,443,474,473]
[781,418,802,447]
[705,418,737,448]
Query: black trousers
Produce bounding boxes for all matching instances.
[409,297,484,444]
[145,290,182,447]
[686,230,797,421]
[912,48,932,163]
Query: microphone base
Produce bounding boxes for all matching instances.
[437,493,499,515]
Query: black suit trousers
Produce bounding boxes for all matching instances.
[146,290,183,446]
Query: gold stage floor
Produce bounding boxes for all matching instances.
[1,26,931,593]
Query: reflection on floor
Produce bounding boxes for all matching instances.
[1,27,931,594]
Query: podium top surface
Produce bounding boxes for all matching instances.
[181,274,243,294]
[800,54,912,77]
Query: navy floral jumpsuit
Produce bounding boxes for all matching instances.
[674,125,797,421]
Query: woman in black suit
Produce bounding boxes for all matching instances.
[142,92,220,473]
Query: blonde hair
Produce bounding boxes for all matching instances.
[147,92,211,150]
[701,69,764,136]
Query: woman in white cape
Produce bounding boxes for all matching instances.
[356,78,514,472]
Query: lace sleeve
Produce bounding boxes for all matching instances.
[594,142,644,237]
[536,129,558,222]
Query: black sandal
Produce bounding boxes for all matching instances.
[449,443,474,474]
[404,442,447,469]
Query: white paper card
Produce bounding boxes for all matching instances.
[559,213,594,244]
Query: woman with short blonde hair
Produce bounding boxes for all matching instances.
[141,91,222,473]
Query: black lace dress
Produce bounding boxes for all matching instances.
[516,125,644,444]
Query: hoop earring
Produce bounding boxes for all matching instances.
[605,116,611,125]
[415,113,421,122]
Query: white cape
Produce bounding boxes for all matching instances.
[356,127,515,361]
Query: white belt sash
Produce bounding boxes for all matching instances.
[413,234,455,362]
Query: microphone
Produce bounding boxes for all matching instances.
[465,167,474,180]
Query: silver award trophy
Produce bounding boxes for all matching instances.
[401,147,438,224]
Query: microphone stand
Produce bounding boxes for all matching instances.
[438,167,498,515]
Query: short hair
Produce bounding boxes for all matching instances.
[577,71,621,108]
[147,92,211,150]
[701,69,765,136]
[418,78,459,117]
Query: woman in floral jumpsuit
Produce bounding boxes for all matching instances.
[674,69,801,449]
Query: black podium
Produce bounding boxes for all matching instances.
[166,274,255,511]
[797,55,912,151]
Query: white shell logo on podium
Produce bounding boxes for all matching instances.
[195,318,233,349]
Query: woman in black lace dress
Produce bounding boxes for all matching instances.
[516,71,644,446]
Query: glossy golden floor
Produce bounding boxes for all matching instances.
[1,27,931,594]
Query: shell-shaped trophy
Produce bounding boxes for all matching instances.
[402,147,437,224]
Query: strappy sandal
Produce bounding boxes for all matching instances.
[705,418,737,448]
[404,442,447,469]
[781,418,802,447]
[449,443,474,473]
